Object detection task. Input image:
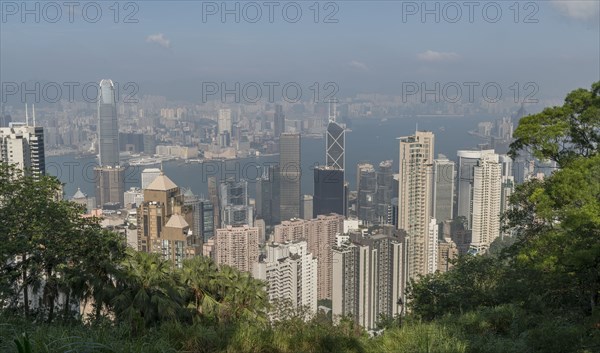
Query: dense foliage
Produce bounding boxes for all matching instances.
[1,82,599,352]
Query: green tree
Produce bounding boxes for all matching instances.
[214,265,268,324]
[407,255,504,320]
[0,163,126,322]
[180,256,220,319]
[112,250,184,333]
[506,81,600,314]
[509,81,600,166]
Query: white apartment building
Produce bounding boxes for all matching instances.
[471,152,502,253]
[397,131,435,279]
[254,241,318,317]
[0,123,45,177]
[273,214,344,299]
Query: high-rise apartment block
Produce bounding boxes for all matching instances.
[375,160,394,225]
[397,131,435,280]
[214,225,259,273]
[357,163,377,224]
[432,155,454,224]
[254,241,318,316]
[0,121,45,178]
[332,230,406,330]
[470,152,502,253]
[456,150,492,228]
[456,150,504,253]
[273,214,344,299]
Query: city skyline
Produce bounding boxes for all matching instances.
[1,0,598,339]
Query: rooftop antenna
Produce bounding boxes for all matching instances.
[32,104,36,126]
[25,103,29,125]
[416,122,419,133]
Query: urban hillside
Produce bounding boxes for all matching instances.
[1,82,599,353]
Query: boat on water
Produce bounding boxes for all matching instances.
[128,158,161,166]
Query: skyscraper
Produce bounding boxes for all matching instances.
[220,178,254,227]
[301,195,313,220]
[137,173,196,267]
[218,108,232,134]
[499,155,515,235]
[95,166,125,207]
[332,230,406,330]
[313,166,345,217]
[273,104,285,138]
[0,116,45,178]
[326,121,345,170]
[470,152,502,253]
[208,176,221,230]
[217,109,233,148]
[375,160,394,224]
[141,168,162,189]
[432,155,455,224]
[456,150,494,228]
[397,131,435,279]
[312,100,346,218]
[97,79,119,167]
[183,189,214,244]
[279,133,301,221]
[253,241,318,317]
[356,163,377,224]
[256,165,280,226]
[96,79,124,208]
[427,218,439,274]
[273,214,344,299]
[214,225,259,273]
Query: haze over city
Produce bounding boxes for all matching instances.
[1,1,599,352]
[1,1,598,100]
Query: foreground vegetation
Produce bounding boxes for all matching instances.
[1,82,599,352]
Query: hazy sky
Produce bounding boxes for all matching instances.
[1,1,599,101]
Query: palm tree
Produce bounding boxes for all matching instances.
[180,256,220,319]
[77,229,126,321]
[112,251,183,333]
[216,265,268,324]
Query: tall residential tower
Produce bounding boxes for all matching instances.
[397,131,435,280]
[0,106,45,178]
